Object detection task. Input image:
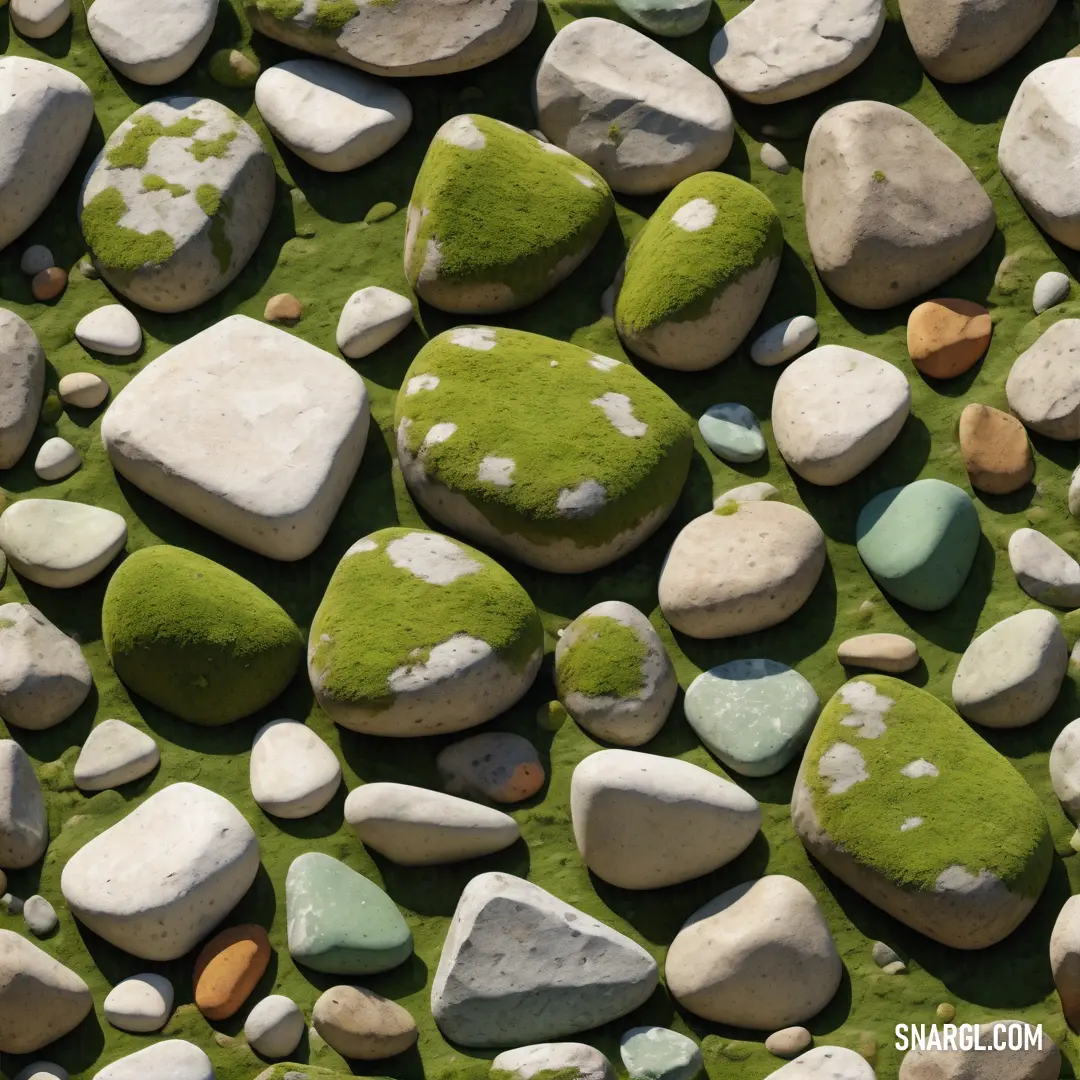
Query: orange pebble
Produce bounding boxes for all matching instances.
[907,298,991,379]
[193,924,271,1020]
[32,266,68,302]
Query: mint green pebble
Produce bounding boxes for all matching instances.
[698,403,765,463]
[856,478,980,612]
[614,0,712,37]
[285,852,412,975]
[684,659,820,777]
[621,1027,703,1080]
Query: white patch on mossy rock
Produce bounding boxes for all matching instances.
[837,679,892,738]
[385,530,481,584]
[0,310,45,469]
[591,392,647,438]
[671,198,718,232]
[1006,320,1080,439]
[900,759,938,779]
[0,740,48,868]
[478,456,515,486]
[818,742,869,794]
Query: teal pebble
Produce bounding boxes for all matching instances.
[621,1027,702,1080]
[613,0,712,37]
[698,403,766,464]
[856,478,981,612]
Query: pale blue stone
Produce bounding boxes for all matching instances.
[698,403,765,463]
[621,1027,702,1080]
[613,0,712,37]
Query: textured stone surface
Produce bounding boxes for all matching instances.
[312,985,417,1060]
[23,894,58,936]
[491,1043,615,1080]
[92,1040,214,1080]
[1009,528,1080,608]
[1034,270,1070,313]
[58,372,109,408]
[907,298,992,379]
[34,438,80,482]
[0,739,48,868]
[837,634,919,673]
[244,994,305,1059]
[436,732,544,803]
[336,286,413,359]
[958,403,1033,494]
[1006,320,1080,439]
[74,305,141,357]
[751,316,818,367]
[0,309,45,469]
[103,973,173,1033]
[765,1028,813,1059]
[769,1048,875,1079]
[897,1021,1058,1079]
[1051,718,1080,821]
[74,719,159,792]
[10,0,70,39]
[620,1026,702,1080]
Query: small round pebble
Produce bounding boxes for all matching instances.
[35,437,81,481]
[765,1027,812,1059]
[58,372,109,410]
[75,304,142,356]
[23,894,58,937]
[32,267,67,301]
[871,941,902,968]
[436,732,545,803]
[751,315,819,366]
[698,403,766,463]
[264,293,302,323]
[759,143,790,174]
[20,245,54,276]
[104,973,174,1033]
[14,1063,68,1080]
[245,994,306,1058]
[882,960,907,975]
[936,1003,956,1021]
[620,1026,702,1080]
[312,984,418,1060]
[1034,271,1070,314]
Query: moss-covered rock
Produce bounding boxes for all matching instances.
[394,327,693,571]
[308,527,543,735]
[255,1064,382,1080]
[404,115,613,314]
[792,675,1053,949]
[102,546,304,725]
[615,172,783,370]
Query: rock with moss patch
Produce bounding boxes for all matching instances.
[102,546,304,726]
[792,675,1054,948]
[405,116,612,313]
[246,0,537,77]
[0,310,45,470]
[615,173,782,370]
[395,328,692,572]
[80,98,275,313]
[309,527,542,735]
[492,1043,615,1080]
[555,601,676,746]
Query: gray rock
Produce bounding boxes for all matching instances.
[0,309,45,469]
[898,1021,1058,1079]
[1006,320,1080,438]
[1008,528,1080,608]
[74,305,142,357]
[871,941,902,968]
[74,719,159,791]
[92,1040,214,1080]
[491,1044,615,1080]
[336,286,413,359]
[1034,271,1070,313]
[103,973,174,1033]
[769,1048,874,1079]
[1051,718,1080,821]
[20,245,54,276]
[244,994,305,1058]
[23,895,57,936]
[620,1027,702,1080]
[34,438,81,482]
[0,740,48,868]
[14,1064,68,1080]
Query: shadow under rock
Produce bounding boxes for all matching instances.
[1029,430,1080,473]
[842,656,930,689]
[976,676,1080,760]
[0,1000,106,1080]
[975,482,1036,516]
[4,684,98,766]
[269,781,347,841]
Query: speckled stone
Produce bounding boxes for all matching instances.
[765,1027,812,1059]
[436,732,544,803]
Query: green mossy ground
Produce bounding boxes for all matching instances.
[106,115,205,169]
[6,1,1080,1079]
[555,615,648,699]
[80,187,176,271]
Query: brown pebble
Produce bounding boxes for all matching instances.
[312,985,417,1060]
[907,298,991,378]
[264,293,302,323]
[837,633,918,673]
[193,924,271,1020]
[958,403,1034,495]
[32,267,68,302]
[436,732,545,803]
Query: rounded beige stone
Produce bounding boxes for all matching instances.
[837,634,918,673]
[312,985,417,1060]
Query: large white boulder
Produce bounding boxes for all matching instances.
[0,310,45,470]
[1006,320,1080,439]
[101,315,370,560]
[0,740,48,869]
[61,782,260,961]
[92,1040,214,1080]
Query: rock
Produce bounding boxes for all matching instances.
[87,0,217,83]
[555,601,677,747]
[34,439,80,482]
[534,18,733,196]
[766,1028,813,1059]
[856,479,981,611]
[712,0,884,104]
[760,144,791,174]
[245,0,538,77]
[837,634,919,673]
[405,116,612,314]
[396,329,692,572]
[684,660,820,777]
[20,245,53,275]
[194,924,271,1020]
[804,101,995,308]
[1006,320,1080,438]
[958,404,1033,494]
[24,894,57,936]
[58,372,109,409]
[345,782,519,865]
[615,172,782,370]
[309,528,542,734]
[103,546,303,724]
[907,298,991,379]
[80,99,275,313]
[0,604,91,731]
[898,1021,1058,1079]
[436,732,544,803]
[264,293,301,323]
[620,1027,701,1080]
[659,502,826,639]
[252,1068,353,1080]
[571,749,760,889]
[74,719,159,791]
[872,941,902,968]
[1034,270,1070,313]
[1008,528,1080,608]
[769,1048,874,1079]
[751,316,818,367]
[714,482,780,510]
[102,315,370,558]
[492,1044,616,1080]
[1053,896,1080,1031]
[665,875,841,1028]
[698,403,765,463]
[245,994,305,1058]
[0,57,93,252]
[613,0,710,36]
[773,346,911,484]
[256,59,411,172]
[286,852,412,974]
[0,500,127,589]
[1000,60,1080,249]
[250,720,340,819]
[14,1064,68,1080]
[92,1041,214,1080]
[1072,468,1080,517]
[432,872,658,1047]
[211,48,260,87]
[74,305,142,356]
[0,310,45,468]
[4,894,24,915]
[0,930,92,1053]
[61,782,260,960]
[792,675,1053,948]
[31,267,66,301]
[312,985,417,1060]
[336,286,413,359]
[0,740,47,868]
[936,1003,956,1022]
[103,973,174,1033]
[1053,720,1080,821]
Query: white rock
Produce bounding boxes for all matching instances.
[34,438,81,482]
[751,316,819,367]
[1008,528,1080,608]
[74,306,142,357]
[336,286,414,359]
[256,59,412,172]
[897,1021,1058,1080]
[665,876,842,1029]
[1051,719,1080,821]
[0,57,93,252]
[103,973,174,1033]
[250,719,341,819]
[14,1064,68,1080]
[534,17,733,195]
[345,782,519,865]
[23,894,58,936]
[952,609,1067,729]
[0,740,48,868]
[713,482,781,510]
[773,345,911,485]
[101,314,370,560]
[58,372,110,409]
[1053,896,1080,1032]
[0,309,45,469]
[0,500,127,588]
[1071,466,1080,517]
[492,1043,615,1080]
[1034,271,1070,313]
[571,749,760,889]
[88,0,218,85]
[61,782,260,961]
[244,994,305,1058]
[711,0,885,104]
[20,245,54,276]
[768,1047,875,1079]
[10,0,70,38]
[74,719,159,791]
[92,1040,213,1080]
[0,604,92,731]
[760,143,791,174]
[1006,320,1080,439]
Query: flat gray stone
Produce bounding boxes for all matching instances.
[74,719,159,791]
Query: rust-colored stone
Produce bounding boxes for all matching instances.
[193,924,271,1021]
[958,403,1034,494]
[264,293,302,323]
[907,298,991,378]
[32,267,67,302]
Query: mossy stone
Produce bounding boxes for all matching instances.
[404,115,614,314]
[102,546,303,725]
[255,1064,379,1080]
[555,615,647,700]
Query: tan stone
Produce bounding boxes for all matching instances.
[312,985,417,1060]
[766,1027,812,1058]
[264,293,302,323]
[837,634,918,673]
[31,267,67,302]
[958,403,1033,494]
[436,732,544,804]
[907,299,991,378]
[58,372,109,409]
[193,923,271,1020]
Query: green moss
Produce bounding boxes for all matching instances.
[40,390,63,424]
[251,0,303,19]
[714,500,739,516]
[607,123,622,144]
[805,676,1053,897]
[195,183,221,218]
[313,0,358,31]
[555,615,647,699]
[106,115,204,169]
[873,169,887,183]
[188,128,238,162]
[207,194,234,275]
[365,200,397,223]
[142,174,189,198]
[0,619,14,630]
[101,546,304,725]
[81,187,175,272]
